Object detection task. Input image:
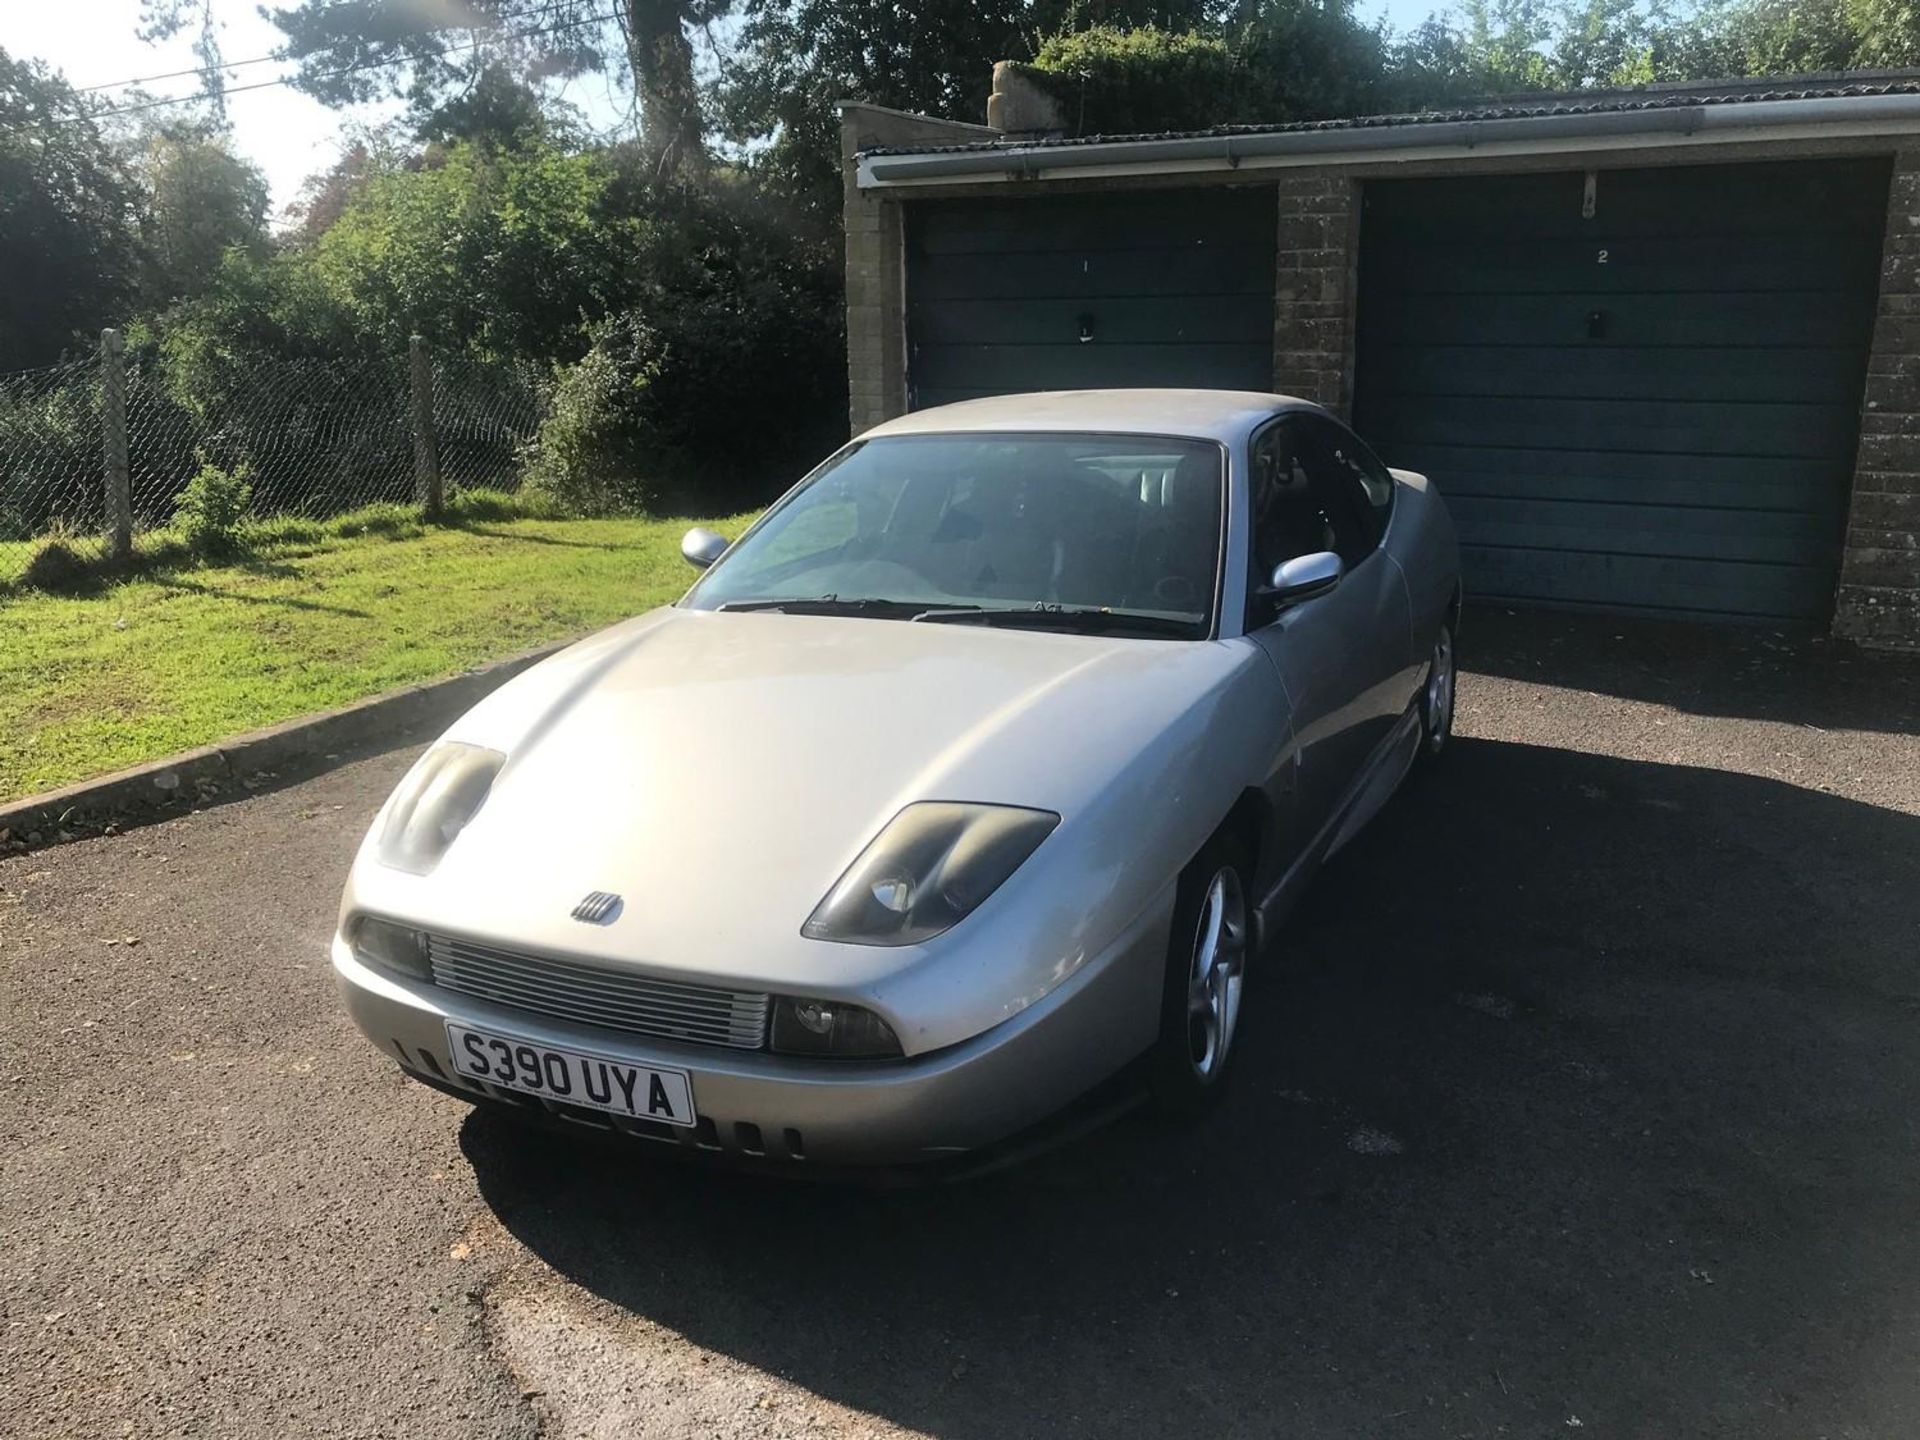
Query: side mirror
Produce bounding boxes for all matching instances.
[681,527,729,571]
[1268,550,1343,607]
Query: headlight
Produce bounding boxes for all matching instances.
[376,742,505,874]
[769,997,902,1059]
[802,802,1059,947]
[349,915,430,980]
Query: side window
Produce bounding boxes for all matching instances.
[1307,418,1392,544]
[1247,418,1372,613]
[1293,417,1382,567]
[1350,438,1396,524]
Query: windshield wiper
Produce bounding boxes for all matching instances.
[715,596,930,617]
[911,604,1196,637]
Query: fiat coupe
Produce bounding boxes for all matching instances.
[332,390,1460,1167]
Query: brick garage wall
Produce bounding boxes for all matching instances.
[840,104,999,437]
[1272,171,1360,417]
[1839,150,1920,648]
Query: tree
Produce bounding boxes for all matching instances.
[0,49,142,368]
[136,0,228,122]
[284,137,394,244]
[128,121,270,309]
[1236,0,1393,121]
[411,61,582,150]
[718,1,1215,228]
[307,139,627,359]
[1666,0,1920,75]
[253,0,722,175]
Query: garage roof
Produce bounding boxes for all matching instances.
[857,70,1920,187]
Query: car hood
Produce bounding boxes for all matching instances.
[352,606,1250,994]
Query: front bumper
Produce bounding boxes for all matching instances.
[331,894,1171,1167]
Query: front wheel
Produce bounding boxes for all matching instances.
[1149,837,1252,1117]
[1419,620,1456,758]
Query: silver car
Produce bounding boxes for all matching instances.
[332,390,1460,1167]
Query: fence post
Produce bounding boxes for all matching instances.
[101,328,132,564]
[409,334,442,518]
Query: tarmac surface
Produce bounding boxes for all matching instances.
[4,607,1918,1439]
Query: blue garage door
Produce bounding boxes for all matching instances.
[1352,159,1886,623]
[905,187,1278,410]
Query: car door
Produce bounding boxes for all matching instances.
[1243,413,1414,853]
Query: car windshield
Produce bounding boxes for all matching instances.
[685,432,1224,638]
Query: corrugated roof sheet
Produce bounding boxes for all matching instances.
[860,71,1920,156]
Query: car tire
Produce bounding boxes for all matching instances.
[1149,834,1253,1118]
[1418,619,1456,760]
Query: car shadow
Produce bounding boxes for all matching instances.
[461,738,1920,1437]
[1462,603,1920,734]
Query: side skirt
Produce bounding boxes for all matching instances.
[1251,704,1423,948]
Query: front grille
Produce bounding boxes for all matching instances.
[427,934,770,1050]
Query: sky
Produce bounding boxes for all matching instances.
[4,0,1434,216]
[2,0,637,215]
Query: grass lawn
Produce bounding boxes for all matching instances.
[0,511,756,803]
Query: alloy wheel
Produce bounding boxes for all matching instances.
[1425,624,1456,752]
[1186,866,1248,1082]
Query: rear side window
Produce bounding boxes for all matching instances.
[1247,417,1377,589]
[1312,419,1395,533]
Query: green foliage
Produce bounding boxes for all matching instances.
[1019,28,1245,135]
[304,141,619,360]
[441,486,526,523]
[1665,0,1920,76]
[171,457,254,558]
[0,49,141,368]
[411,63,581,151]
[131,123,270,310]
[521,174,848,516]
[19,534,90,593]
[722,0,1034,225]
[246,514,328,549]
[521,339,643,516]
[0,374,101,538]
[1240,0,1392,120]
[326,500,420,540]
[8,490,565,596]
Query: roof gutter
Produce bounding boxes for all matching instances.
[858,92,1920,187]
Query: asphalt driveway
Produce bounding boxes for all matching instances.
[3,609,1918,1439]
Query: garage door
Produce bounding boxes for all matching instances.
[1352,159,1886,623]
[905,188,1277,409]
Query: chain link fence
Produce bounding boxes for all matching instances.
[0,359,105,566]
[0,334,547,582]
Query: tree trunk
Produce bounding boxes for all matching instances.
[624,0,708,177]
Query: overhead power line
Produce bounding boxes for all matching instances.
[75,0,585,95]
[3,5,621,133]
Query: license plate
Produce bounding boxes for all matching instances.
[445,1022,697,1127]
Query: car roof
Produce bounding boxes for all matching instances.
[861,389,1320,447]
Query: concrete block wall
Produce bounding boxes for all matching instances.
[839,104,998,437]
[1838,149,1920,648]
[1272,171,1360,418]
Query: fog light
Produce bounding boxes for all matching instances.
[770,996,902,1059]
[350,916,430,980]
[792,1000,835,1034]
